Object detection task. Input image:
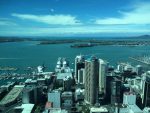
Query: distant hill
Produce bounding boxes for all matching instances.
[0,36,35,43]
[136,35,150,39]
[0,35,150,43]
[0,37,23,43]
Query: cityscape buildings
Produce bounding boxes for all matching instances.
[0,55,150,113]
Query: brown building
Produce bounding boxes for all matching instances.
[84,56,99,105]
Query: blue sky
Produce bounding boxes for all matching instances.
[0,0,150,37]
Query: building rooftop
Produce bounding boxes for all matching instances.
[48,108,68,113]
[57,72,73,80]
[45,102,53,109]
[37,72,53,75]
[15,104,34,113]
[0,85,25,105]
[128,105,142,113]
[62,91,73,97]
[25,79,37,84]
[90,107,108,112]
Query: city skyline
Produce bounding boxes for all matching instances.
[0,0,150,37]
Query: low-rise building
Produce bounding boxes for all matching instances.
[14,104,35,113]
[0,85,25,110]
[48,91,61,108]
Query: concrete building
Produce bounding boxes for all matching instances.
[142,72,150,107]
[123,92,136,105]
[48,91,61,108]
[119,104,143,113]
[99,59,107,96]
[84,56,99,105]
[117,63,133,73]
[119,92,143,113]
[56,72,73,91]
[22,85,38,104]
[111,79,122,104]
[75,55,85,81]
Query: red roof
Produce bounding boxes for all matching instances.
[45,102,53,109]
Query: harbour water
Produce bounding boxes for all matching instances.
[0,40,150,73]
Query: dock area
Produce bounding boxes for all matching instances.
[129,56,150,65]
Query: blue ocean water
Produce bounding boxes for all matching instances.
[0,41,150,73]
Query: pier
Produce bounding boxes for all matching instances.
[129,56,150,65]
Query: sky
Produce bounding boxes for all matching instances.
[0,0,150,37]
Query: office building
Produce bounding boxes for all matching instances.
[142,72,150,107]
[123,92,136,105]
[48,91,61,108]
[120,92,143,113]
[22,85,38,104]
[99,59,107,96]
[61,91,73,109]
[84,56,99,105]
[56,72,73,91]
[75,55,85,80]
[111,79,122,104]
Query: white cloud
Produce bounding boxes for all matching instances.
[0,25,149,36]
[95,2,150,24]
[0,18,17,26]
[12,13,81,25]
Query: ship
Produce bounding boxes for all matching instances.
[70,43,94,48]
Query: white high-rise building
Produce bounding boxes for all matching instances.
[99,59,107,95]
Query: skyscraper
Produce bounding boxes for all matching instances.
[84,56,99,105]
[99,59,107,97]
[111,78,122,104]
[142,72,150,107]
[75,55,85,81]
